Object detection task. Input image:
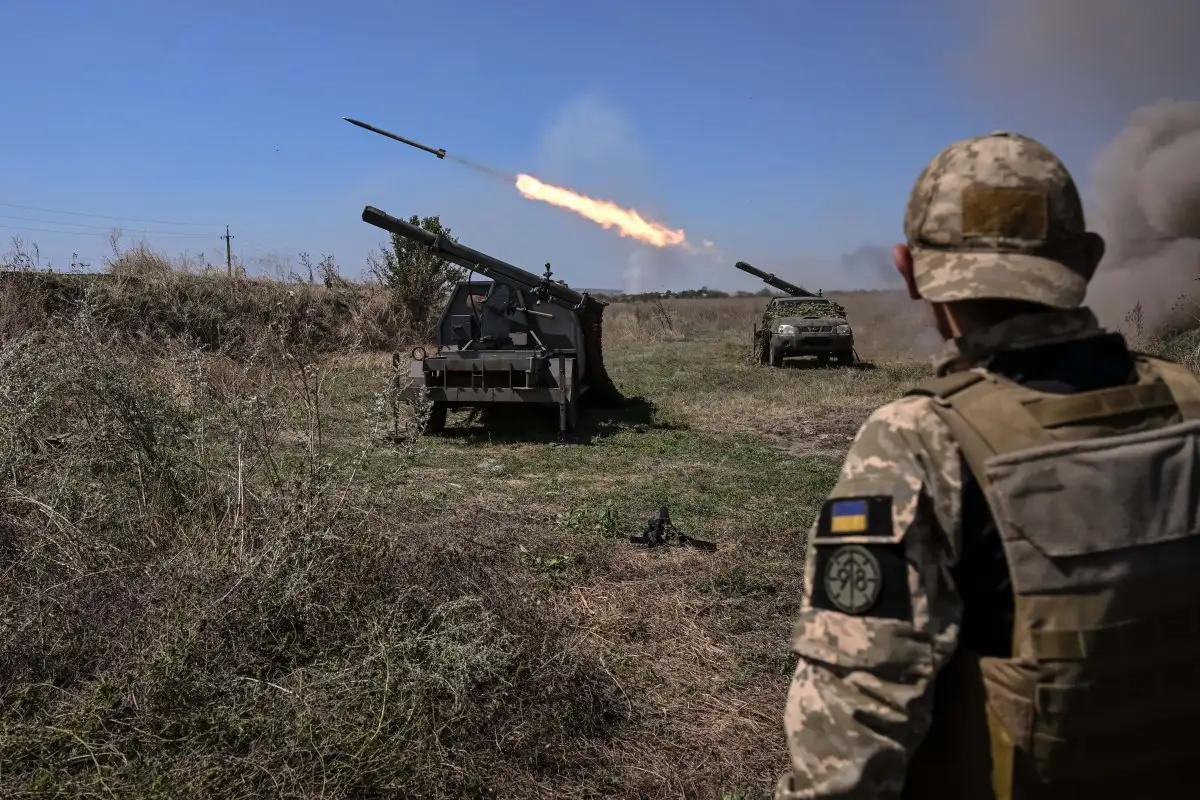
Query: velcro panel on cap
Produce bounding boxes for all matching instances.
[961,186,1049,241]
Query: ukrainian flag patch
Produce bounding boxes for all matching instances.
[814,495,893,541]
[829,499,868,533]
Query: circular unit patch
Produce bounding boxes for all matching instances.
[823,544,883,615]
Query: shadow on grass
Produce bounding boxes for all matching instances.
[431,395,689,446]
[780,357,878,371]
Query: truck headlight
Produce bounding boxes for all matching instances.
[778,324,796,335]
[836,325,851,335]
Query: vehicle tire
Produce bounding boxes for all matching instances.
[567,397,579,431]
[425,402,447,434]
[769,341,784,368]
[817,354,831,367]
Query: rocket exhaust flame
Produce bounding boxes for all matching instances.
[344,115,717,254]
[514,174,688,249]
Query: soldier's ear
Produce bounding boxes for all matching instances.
[1080,232,1106,282]
[893,244,920,300]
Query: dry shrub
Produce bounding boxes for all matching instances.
[1131,305,1200,375]
[605,297,760,344]
[604,298,686,344]
[659,296,763,337]
[0,240,418,356]
[106,241,176,281]
[1156,328,1200,373]
[0,304,628,798]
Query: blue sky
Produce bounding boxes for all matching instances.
[2,0,1192,293]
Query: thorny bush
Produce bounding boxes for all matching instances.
[0,301,627,798]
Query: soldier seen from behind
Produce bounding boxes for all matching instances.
[775,131,1200,799]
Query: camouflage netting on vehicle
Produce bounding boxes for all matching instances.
[578,296,625,407]
[762,301,846,321]
[747,328,770,365]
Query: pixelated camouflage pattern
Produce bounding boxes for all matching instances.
[905,131,1092,309]
[775,307,1107,799]
[775,392,960,800]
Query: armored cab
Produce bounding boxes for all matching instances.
[734,260,856,368]
[363,206,622,433]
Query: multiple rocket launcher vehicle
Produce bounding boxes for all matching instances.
[735,261,857,368]
[361,206,620,433]
[349,117,619,433]
[349,118,853,433]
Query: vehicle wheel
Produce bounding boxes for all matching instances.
[769,341,784,368]
[567,397,579,431]
[837,350,854,366]
[425,402,447,434]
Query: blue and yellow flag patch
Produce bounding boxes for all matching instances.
[814,495,892,541]
[829,499,868,533]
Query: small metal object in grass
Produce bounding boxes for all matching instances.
[629,505,716,551]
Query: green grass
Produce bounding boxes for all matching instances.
[4,243,1197,797]
[0,301,934,799]
[6,282,1197,798]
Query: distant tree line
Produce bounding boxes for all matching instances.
[589,287,779,302]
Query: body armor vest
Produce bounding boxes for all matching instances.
[900,353,1200,800]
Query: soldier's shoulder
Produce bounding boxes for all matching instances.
[857,392,947,437]
[839,392,957,478]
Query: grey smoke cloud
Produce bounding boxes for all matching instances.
[533,93,748,294]
[839,244,905,290]
[830,0,1200,357]
[530,92,655,207]
[623,248,685,295]
[525,92,727,294]
[1086,101,1200,333]
[965,0,1200,335]
[968,0,1200,119]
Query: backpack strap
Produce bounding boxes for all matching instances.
[1018,381,1178,427]
[907,370,1053,490]
[909,357,1200,489]
[906,369,987,401]
[1135,355,1200,421]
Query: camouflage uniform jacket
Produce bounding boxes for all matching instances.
[774,307,1106,800]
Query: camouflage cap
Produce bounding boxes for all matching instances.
[904,131,1091,308]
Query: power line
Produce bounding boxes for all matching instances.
[239,238,281,254]
[0,200,217,228]
[0,213,215,237]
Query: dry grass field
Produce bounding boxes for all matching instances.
[1,256,1195,799]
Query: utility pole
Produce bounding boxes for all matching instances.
[222,225,235,276]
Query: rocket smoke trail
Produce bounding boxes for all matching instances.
[343,117,515,182]
[343,116,719,253]
[445,154,516,183]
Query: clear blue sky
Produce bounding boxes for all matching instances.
[1,0,1184,293]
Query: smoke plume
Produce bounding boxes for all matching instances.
[1086,102,1200,334]
[967,0,1200,336]
[623,246,687,295]
[839,245,905,290]
[969,0,1199,120]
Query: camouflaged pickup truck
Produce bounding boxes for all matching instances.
[753,296,855,367]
